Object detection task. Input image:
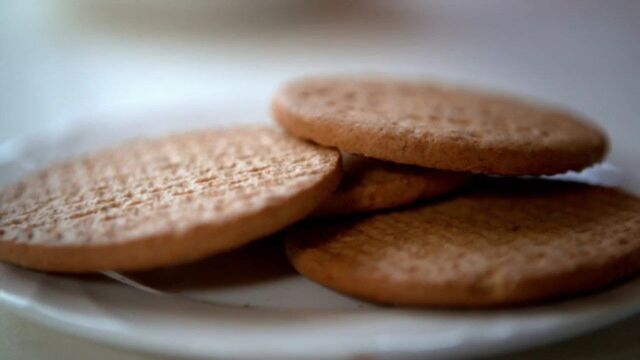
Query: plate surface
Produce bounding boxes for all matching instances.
[1,115,640,360]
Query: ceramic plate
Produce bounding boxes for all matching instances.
[1,113,639,360]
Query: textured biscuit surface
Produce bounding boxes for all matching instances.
[273,75,608,175]
[313,154,470,217]
[286,179,640,307]
[0,127,342,272]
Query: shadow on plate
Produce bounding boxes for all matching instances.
[118,236,296,293]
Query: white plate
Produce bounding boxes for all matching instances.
[1,113,640,360]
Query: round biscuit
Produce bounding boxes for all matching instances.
[313,154,470,217]
[273,75,608,175]
[286,178,640,307]
[0,127,341,272]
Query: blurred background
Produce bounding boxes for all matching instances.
[1,0,639,180]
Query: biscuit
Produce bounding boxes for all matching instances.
[286,178,640,307]
[313,154,470,217]
[0,127,342,272]
[272,75,608,175]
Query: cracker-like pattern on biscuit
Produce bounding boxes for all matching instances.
[273,75,608,175]
[287,178,640,307]
[0,127,341,272]
[314,154,470,216]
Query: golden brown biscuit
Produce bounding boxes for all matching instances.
[313,154,470,217]
[286,178,640,307]
[273,75,608,175]
[0,127,341,272]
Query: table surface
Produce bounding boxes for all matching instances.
[1,1,640,359]
[2,309,640,360]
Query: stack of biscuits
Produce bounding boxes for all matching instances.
[1,75,639,307]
